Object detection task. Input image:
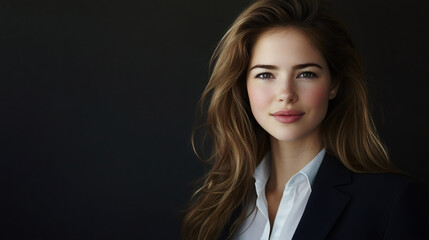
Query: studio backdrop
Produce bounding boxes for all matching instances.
[1,0,428,239]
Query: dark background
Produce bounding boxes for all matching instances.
[1,0,428,239]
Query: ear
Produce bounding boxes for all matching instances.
[329,84,340,100]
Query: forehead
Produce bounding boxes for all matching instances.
[250,27,327,67]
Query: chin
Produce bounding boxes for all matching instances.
[269,133,305,142]
[268,128,320,143]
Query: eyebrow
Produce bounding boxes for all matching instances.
[249,63,323,71]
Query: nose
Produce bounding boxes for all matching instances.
[278,77,298,103]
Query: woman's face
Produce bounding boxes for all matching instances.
[247,27,337,144]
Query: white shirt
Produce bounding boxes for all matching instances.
[234,149,325,240]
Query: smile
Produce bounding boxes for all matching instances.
[271,110,305,123]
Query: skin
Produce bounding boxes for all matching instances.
[246,27,338,231]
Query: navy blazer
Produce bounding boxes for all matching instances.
[221,154,429,239]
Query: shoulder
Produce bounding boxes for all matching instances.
[348,171,416,195]
[342,171,428,213]
[315,155,429,238]
[350,172,429,238]
[327,159,429,238]
[321,155,426,210]
[327,154,428,209]
[321,153,424,197]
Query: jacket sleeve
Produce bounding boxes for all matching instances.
[383,179,429,239]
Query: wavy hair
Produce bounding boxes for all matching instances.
[183,0,395,239]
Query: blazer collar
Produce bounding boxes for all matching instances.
[292,153,352,240]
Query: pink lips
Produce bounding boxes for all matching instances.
[271,110,305,123]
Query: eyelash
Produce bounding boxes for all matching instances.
[298,71,317,79]
[255,72,274,79]
[255,71,318,79]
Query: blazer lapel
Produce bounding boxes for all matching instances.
[292,154,352,240]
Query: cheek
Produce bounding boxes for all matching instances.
[301,86,330,107]
[247,84,271,109]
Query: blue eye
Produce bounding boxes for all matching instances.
[256,72,274,79]
[298,72,317,79]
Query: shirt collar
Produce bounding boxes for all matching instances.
[253,148,326,188]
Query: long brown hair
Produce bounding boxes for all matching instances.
[183,0,395,239]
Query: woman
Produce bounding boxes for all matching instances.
[183,0,428,239]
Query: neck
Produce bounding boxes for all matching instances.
[266,133,322,193]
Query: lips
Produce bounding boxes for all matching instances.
[271,110,305,123]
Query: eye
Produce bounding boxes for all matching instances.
[298,71,317,79]
[255,72,274,79]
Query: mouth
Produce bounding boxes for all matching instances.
[271,110,305,123]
